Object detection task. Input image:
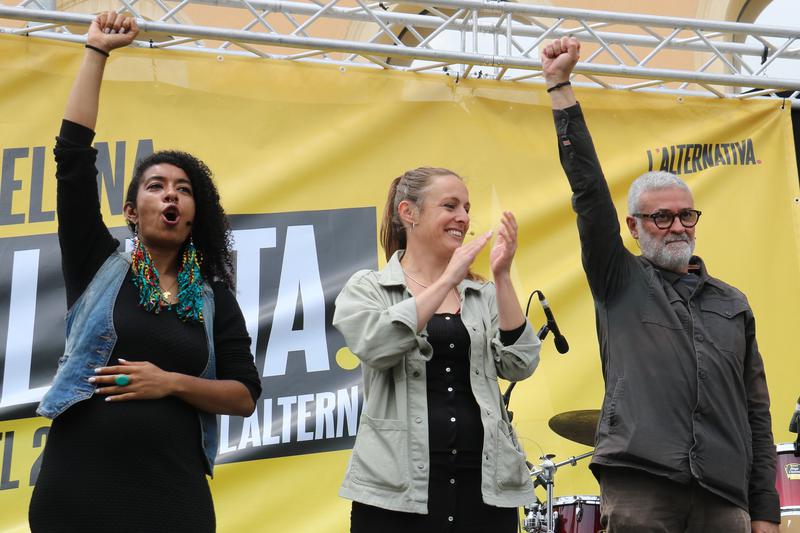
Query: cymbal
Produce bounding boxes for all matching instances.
[548,410,600,447]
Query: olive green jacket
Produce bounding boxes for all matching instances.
[333,251,541,514]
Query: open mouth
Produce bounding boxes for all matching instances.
[162,206,180,225]
[446,229,464,239]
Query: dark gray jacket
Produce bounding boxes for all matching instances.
[553,104,779,523]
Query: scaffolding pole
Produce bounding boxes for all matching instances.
[1,1,798,103]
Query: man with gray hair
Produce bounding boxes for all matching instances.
[542,37,780,533]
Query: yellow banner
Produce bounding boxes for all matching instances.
[0,35,798,532]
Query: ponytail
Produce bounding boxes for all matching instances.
[380,176,406,261]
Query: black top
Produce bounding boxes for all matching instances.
[350,314,523,533]
[426,314,525,466]
[28,120,261,533]
[553,103,778,522]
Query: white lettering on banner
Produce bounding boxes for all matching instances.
[314,391,336,440]
[262,399,280,445]
[264,225,330,377]
[0,249,49,408]
[231,228,277,358]
[218,416,236,454]
[217,386,360,453]
[297,393,314,442]
[276,395,297,443]
[336,386,359,438]
[238,409,262,449]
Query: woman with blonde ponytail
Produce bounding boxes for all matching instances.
[334,167,541,532]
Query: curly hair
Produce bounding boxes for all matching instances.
[125,151,235,289]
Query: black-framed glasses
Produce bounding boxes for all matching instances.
[632,209,702,229]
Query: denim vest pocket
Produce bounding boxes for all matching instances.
[351,415,409,491]
[494,420,530,489]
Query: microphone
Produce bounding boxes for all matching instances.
[537,292,569,354]
[790,397,800,434]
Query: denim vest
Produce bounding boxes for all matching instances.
[37,252,219,475]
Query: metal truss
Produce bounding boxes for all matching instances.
[1,0,799,103]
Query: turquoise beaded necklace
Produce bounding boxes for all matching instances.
[130,236,205,323]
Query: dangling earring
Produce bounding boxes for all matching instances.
[175,235,205,323]
[130,228,163,314]
[411,221,417,230]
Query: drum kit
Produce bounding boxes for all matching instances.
[522,410,800,533]
[522,409,601,533]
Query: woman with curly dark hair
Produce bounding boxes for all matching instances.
[125,150,237,290]
[28,12,261,533]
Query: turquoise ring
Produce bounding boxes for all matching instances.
[114,374,131,386]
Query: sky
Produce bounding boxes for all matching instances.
[741,0,800,82]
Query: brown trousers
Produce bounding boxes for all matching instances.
[596,467,750,533]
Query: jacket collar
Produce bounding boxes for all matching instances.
[377,250,485,292]
[643,254,730,293]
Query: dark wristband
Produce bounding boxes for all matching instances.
[546,81,571,93]
[85,44,110,58]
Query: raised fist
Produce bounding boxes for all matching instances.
[87,11,139,54]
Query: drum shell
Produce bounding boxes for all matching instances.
[553,495,601,533]
[776,443,800,532]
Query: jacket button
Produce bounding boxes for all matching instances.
[694,334,704,342]
[474,369,480,375]
[417,464,424,470]
[415,417,422,424]
[413,371,420,378]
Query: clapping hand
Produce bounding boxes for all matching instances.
[490,211,518,279]
[442,230,493,287]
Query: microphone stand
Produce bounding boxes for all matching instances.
[502,291,554,422]
[503,323,549,422]
[526,452,594,533]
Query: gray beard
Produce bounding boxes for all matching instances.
[637,224,695,272]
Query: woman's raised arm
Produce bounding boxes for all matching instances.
[65,12,139,129]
